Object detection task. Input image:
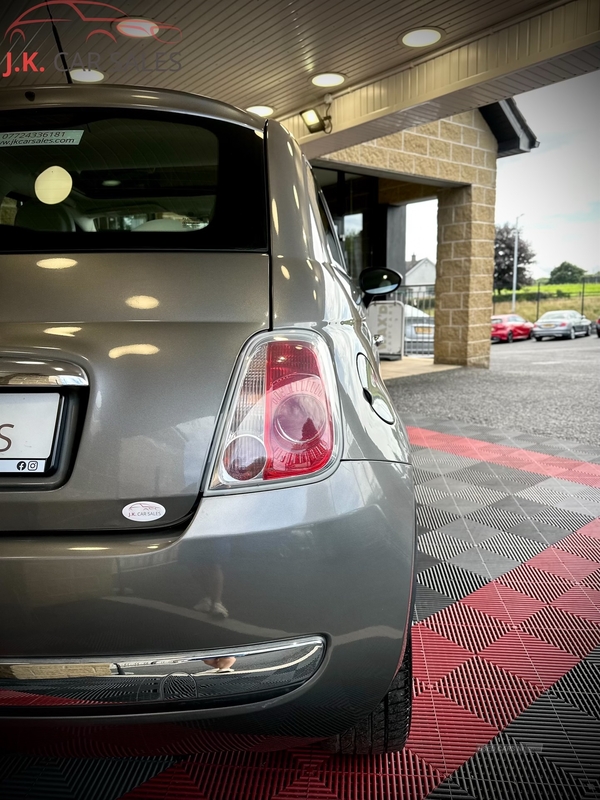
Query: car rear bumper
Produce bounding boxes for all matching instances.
[0,459,415,749]
[533,329,568,337]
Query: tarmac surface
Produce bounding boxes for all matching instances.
[386,334,600,446]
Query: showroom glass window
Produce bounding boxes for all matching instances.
[0,109,267,251]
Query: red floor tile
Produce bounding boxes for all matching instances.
[411,624,474,683]
[519,604,600,658]
[551,585,600,624]
[460,582,546,626]
[405,689,498,777]
[432,655,544,729]
[122,764,209,800]
[422,603,510,653]
[478,630,579,688]
[581,568,600,592]
[526,547,600,581]
[554,531,600,563]
[497,563,575,602]
[579,519,600,539]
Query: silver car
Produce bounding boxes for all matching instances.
[404,304,435,355]
[0,86,415,756]
[532,310,592,340]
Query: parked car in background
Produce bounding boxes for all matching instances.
[491,314,534,343]
[532,310,592,340]
[404,304,435,354]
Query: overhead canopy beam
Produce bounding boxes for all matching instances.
[280,0,600,158]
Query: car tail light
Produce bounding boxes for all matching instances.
[208,331,341,491]
[559,322,567,327]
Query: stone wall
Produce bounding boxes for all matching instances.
[322,110,498,367]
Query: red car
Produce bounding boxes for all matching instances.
[491,314,534,343]
[6,1,182,44]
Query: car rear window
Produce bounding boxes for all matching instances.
[0,108,267,251]
[539,312,566,320]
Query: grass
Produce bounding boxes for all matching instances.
[492,295,600,321]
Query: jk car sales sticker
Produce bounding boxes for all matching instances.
[122,501,166,522]
[0,130,84,147]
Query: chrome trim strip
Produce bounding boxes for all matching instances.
[0,358,89,387]
[0,637,325,710]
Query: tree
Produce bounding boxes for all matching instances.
[494,223,535,291]
[548,262,586,284]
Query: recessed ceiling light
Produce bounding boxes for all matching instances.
[126,295,160,310]
[246,105,274,117]
[311,73,345,88]
[34,166,72,205]
[108,344,159,359]
[70,68,105,83]
[116,18,160,38]
[401,28,443,47]
[44,326,82,337]
[36,258,77,270]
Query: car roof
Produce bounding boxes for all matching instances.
[404,304,431,317]
[0,84,265,132]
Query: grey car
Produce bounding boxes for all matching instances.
[404,304,435,355]
[532,309,592,340]
[0,85,415,756]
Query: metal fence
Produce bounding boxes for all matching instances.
[369,284,436,358]
[492,277,600,322]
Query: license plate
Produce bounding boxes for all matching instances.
[0,393,60,473]
[413,326,433,335]
[542,323,555,328]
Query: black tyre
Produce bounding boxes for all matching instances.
[597,328,600,338]
[569,328,576,340]
[507,331,513,343]
[323,631,412,755]
[585,326,590,337]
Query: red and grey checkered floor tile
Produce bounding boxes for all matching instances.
[2,418,600,799]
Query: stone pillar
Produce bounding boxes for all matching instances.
[434,184,497,367]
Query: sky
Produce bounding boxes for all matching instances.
[405,70,600,279]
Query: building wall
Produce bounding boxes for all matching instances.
[321,110,498,367]
[406,259,436,286]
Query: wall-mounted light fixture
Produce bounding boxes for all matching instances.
[300,107,332,134]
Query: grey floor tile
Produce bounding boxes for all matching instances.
[417,561,490,601]
[418,530,474,561]
[449,546,520,579]
[413,584,455,622]
[505,695,600,783]
[507,520,571,545]
[453,732,590,799]
[479,531,546,561]
[416,550,442,574]
[437,518,503,544]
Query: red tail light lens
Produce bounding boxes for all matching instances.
[209,332,340,491]
[559,322,567,327]
[264,342,333,479]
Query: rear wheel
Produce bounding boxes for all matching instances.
[507,331,513,343]
[569,328,576,340]
[323,630,412,755]
[585,326,590,337]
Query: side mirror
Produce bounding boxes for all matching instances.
[359,267,402,308]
